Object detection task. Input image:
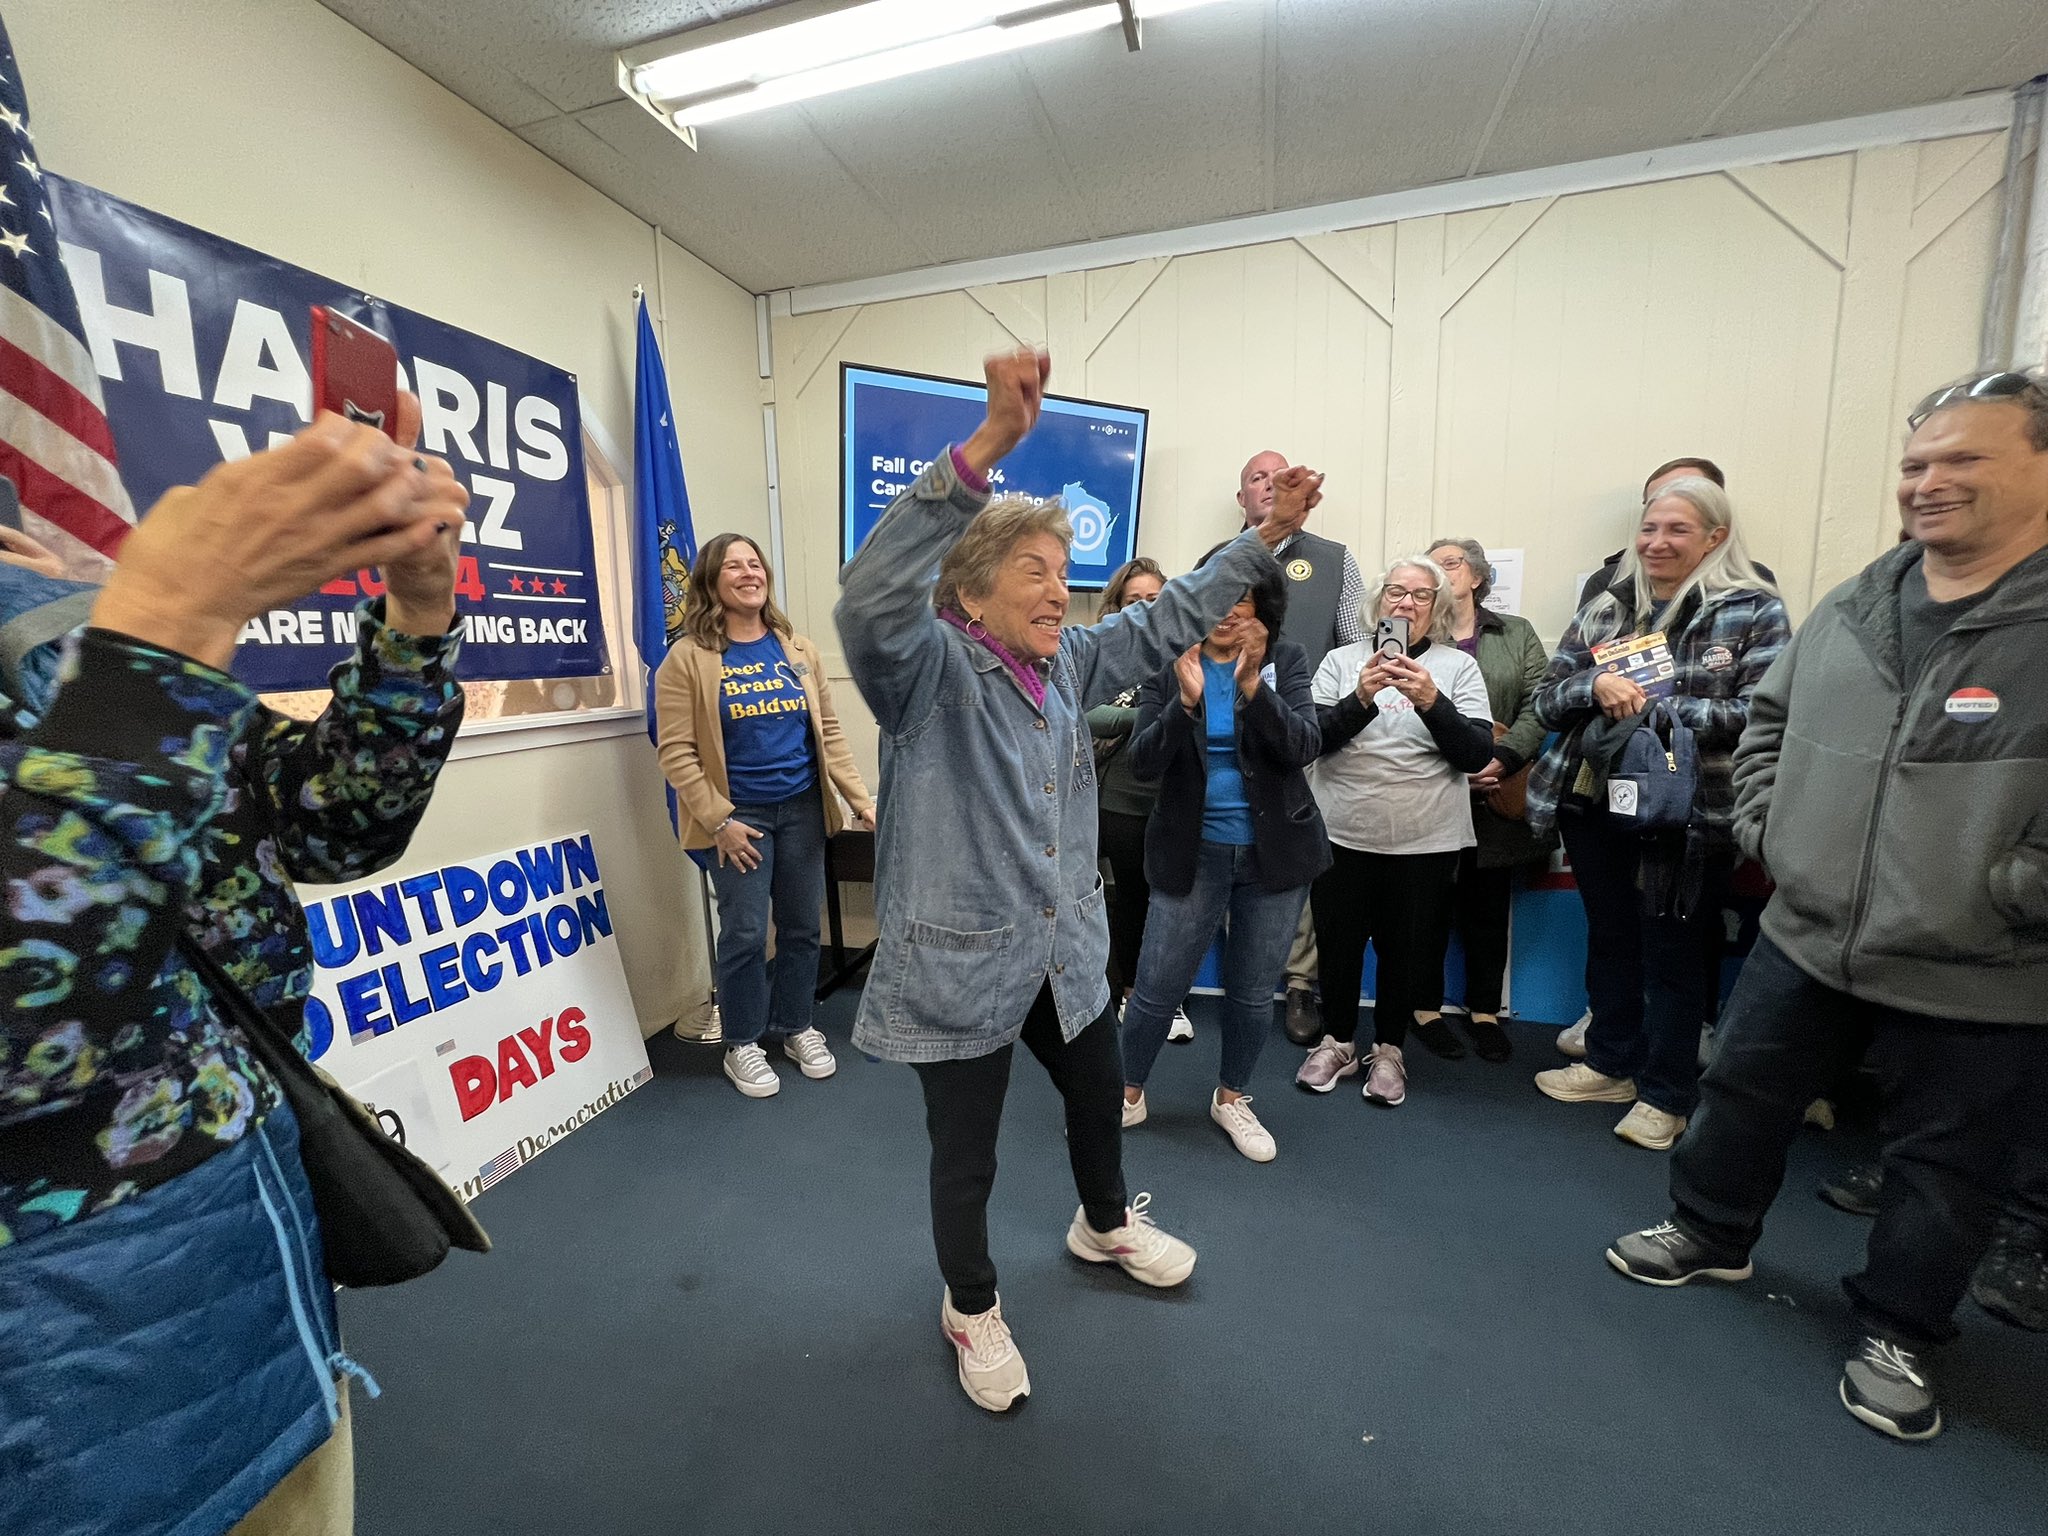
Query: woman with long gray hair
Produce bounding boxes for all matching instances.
[835,349,1323,1413]
[1526,478,1790,1150]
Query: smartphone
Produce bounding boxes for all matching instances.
[1374,615,1408,659]
[310,306,399,439]
[0,475,20,534]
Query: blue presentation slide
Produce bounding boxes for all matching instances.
[841,365,1148,589]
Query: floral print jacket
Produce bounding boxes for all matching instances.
[0,602,462,1248]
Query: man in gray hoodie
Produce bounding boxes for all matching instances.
[1603,369,2048,1442]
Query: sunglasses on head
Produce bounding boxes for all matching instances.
[1907,371,2046,429]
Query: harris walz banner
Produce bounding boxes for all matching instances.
[45,174,607,690]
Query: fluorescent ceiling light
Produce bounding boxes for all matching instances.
[619,0,1240,141]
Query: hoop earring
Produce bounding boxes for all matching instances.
[966,618,990,641]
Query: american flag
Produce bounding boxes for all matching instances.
[476,1145,521,1192]
[0,21,134,579]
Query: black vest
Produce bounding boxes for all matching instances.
[1273,529,1348,672]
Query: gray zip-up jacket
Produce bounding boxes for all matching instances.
[1732,541,2048,1024]
[835,451,1280,1062]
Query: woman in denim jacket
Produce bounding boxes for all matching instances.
[834,350,1321,1413]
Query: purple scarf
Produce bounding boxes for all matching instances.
[940,607,1048,709]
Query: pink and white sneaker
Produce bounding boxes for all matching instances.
[940,1290,1029,1412]
[1363,1042,1407,1106]
[1064,1192,1197,1288]
[1295,1035,1359,1093]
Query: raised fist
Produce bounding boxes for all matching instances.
[960,347,1052,474]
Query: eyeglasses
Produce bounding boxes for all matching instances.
[1382,585,1438,605]
[1907,371,2047,429]
[1432,555,1468,572]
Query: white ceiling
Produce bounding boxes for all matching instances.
[320,0,2048,294]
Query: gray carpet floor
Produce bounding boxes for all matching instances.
[341,992,2048,1535]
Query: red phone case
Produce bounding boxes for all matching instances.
[310,306,399,439]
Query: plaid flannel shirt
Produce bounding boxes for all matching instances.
[1527,583,1791,845]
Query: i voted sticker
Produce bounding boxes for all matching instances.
[1944,687,1999,721]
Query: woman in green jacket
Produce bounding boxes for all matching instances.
[1409,537,1555,1062]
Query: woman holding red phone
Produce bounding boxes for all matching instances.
[1,392,474,1536]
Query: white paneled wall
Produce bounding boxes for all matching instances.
[771,132,2013,788]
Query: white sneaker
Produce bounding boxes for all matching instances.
[723,1043,780,1098]
[1534,1061,1636,1104]
[1557,1011,1590,1058]
[1065,1192,1197,1288]
[940,1291,1030,1412]
[1122,1089,1148,1128]
[1210,1090,1276,1162]
[1167,1006,1194,1043]
[1614,1101,1688,1150]
[781,1028,837,1080]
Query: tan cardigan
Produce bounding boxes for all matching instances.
[653,628,873,850]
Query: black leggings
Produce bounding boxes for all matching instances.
[1433,846,1512,1018]
[911,984,1127,1316]
[1099,809,1151,998]
[1311,846,1460,1049]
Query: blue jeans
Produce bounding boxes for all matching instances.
[707,781,826,1046]
[1122,840,1309,1093]
[1561,807,1731,1117]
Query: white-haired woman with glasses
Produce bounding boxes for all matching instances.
[1295,557,1496,1107]
[1527,478,1789,1151]
[1411,536,1555,1064]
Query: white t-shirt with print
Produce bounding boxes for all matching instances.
[1309,640,1492,856]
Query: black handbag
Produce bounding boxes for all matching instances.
[178,934,491,1287]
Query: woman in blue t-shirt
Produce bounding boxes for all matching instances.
[655,534,875,1099]
[1118,555,1329,1161]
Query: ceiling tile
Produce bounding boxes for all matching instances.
[327,0,786,116]
[1270,0,1547,211]
[527,99,932,291]
[1470,0,1815,175]
[784,48,1100,266]
[1708,0,2044,137]
[1019,5,1269,236]
[321,0,567,124]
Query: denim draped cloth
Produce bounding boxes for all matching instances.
[834,449,1281,1063]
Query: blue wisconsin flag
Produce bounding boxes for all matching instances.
[632,296,697,824]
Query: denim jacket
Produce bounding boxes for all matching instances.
[835,452,1282,1062]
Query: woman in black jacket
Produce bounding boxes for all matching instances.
[1119,554,1330,1162]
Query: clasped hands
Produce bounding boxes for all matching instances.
[1355,652,1438,711]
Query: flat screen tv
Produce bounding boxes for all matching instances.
[841,363,1148,591]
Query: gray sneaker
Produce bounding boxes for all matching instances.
[781,1028,838,1080]
[1840,1335,1941,1440]
[1606,1221,1753,1286]
[723,1043,780,1098]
